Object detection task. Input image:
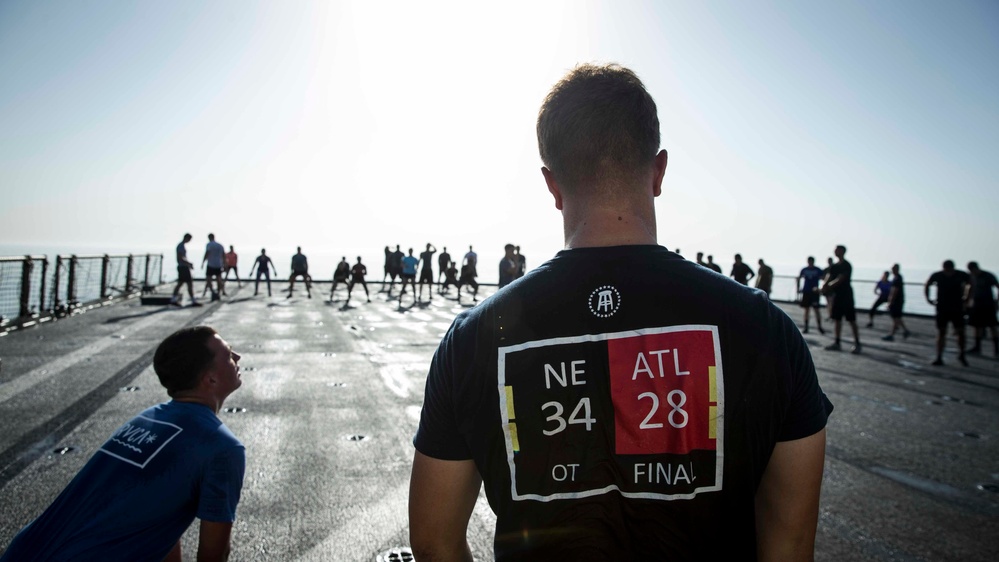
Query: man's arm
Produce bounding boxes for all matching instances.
[755,428,826,562]
[163,540,182,562]
[925,280,934,304]
[196,520,233,562]
[409,451,482,562]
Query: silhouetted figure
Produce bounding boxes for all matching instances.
[797,256,824,334]
[456,263,478,304]
[287,246,311,299]
[172,233,201,307]
[498,244,518,288]
[881,263,910,341]
[823,257,836,320]
[866,271,892,328]
[439,261,459,296]
[330,256,350,301]
[756,259,773,296]
[730,254,754,285]
[705,254,722,274]
[201,233,226,299]
[437,246,451,289]
[822,245,861,353]
[346,257,370,305]
[967,261,999,356]
[398,248,419,305]
[418,243,437,302]
[382,246,392,287]
[249,248,277,296]
[223,245,241,289]
[695,252,706,267]
[925,260,970,366]
[515,246,526,279]
[388,245,404,295]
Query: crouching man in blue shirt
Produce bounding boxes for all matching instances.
[1,326,246,562]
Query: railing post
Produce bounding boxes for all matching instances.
[100,254,110,299]
[53,255,62,311]
[159,254,163,284]
[19,256,33,319]
[126,254,135,294]
[39,257,48,314]
[68,255,78,306]
[144,254,151,292]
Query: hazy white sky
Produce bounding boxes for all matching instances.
[1,0,996,279]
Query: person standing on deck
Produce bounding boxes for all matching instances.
[822,245,861,354]
[925,260,971,366]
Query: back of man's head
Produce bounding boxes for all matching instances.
[537,63,660,195]
[153,326,218,396]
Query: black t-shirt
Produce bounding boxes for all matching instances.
[334,261,350,280]
[414,245,832,561]
[420,250,435,272]
[972,271,998,305]
[890,274,905,305]
[730,262,753,284]
[350,263,366,280]
[828,260,854,299]
[929,270,970,311]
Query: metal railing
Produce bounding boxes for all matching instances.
[0,254,163,330]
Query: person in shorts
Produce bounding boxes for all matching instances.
[388,245,404,296]
[346,256,371,305]
[202,234,226,299]
[881,263,910,341]
[223,246,241,289]
[398,248,419,306]
[925,260,971,366]
[249,248,277,297]
[331,256,351,301]
[437,246,451,291]
[418,243,437,302]
[796,256,825,334]
[172,233,201,307]
[822,245,861,353]
[287,246,311,299]
[967,261,998,356]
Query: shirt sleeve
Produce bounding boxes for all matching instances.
[774,306,833,441]
[197,444,246,522]
[413,320,474,460]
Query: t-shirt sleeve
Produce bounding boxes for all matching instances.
[197,444,246,522]
[774,307,833,441]
[413,321,473,460]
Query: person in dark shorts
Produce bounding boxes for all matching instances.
[439,261,459,296]
[388,245,404,296]
[330,256,351,301]
[249,248,277,297]
[866,271,892,328]
[797,256,825,334]
[172,233,201,307]
[967,261,999,356]
[409,63,831,561]
[346,256,370,305]
[398,248,419,306]
[382,246,392,288]
[287,246,311,299]
[822,245,861,353]
[223,246,241,289]
[455,263,478,304]
[437,246,451,290]
[418,243,437,302]
[925,260,970,366]
[823,257,836,320]
[730,254,754,285]
[881,263,910,341]
[202,233,226,299]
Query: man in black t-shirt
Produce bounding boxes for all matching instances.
[418,243,437,302]
[409,64,831,562]
[498,244,518,288]
[821,245,861,354]
[437,247,451,290]
[705,254,722,274]
[925,260,971,366]
[881,263,910,341]
[330,256,350,301]
[967,261,998,356]
[730,254,754,285]
[346,256,370,305]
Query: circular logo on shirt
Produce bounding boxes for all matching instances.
[588,285,621,318]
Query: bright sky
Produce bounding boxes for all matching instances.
[1,0,996,280]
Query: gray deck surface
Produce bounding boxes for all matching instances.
[1,280,997,561]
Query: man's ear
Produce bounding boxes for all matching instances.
[651,149,668,198]
[541,167,563,210]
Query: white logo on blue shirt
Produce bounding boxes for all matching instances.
[99,416,183,468]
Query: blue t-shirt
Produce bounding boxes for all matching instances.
[402,255,419,275]
[799,265,823,293]
[1,401,245,562]
[205,241,226,269]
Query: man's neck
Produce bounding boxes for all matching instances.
[561,201,657,249]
